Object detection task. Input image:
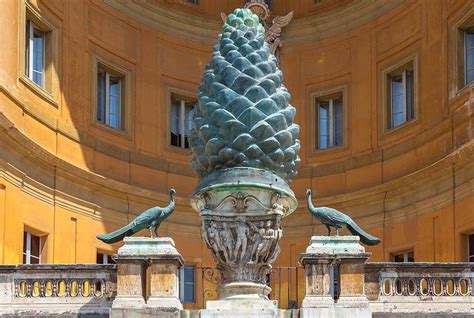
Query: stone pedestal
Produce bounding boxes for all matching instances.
[110,237,184,318]
[300,236,372,318]
[191,168,298,316]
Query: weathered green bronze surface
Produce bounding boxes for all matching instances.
[190,9,299,308]
[189,8,300,182]
[97,189,176,244]
[306,189,381,246]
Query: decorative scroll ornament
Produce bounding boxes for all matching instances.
[221,0,293,60]
[230,192,251,213]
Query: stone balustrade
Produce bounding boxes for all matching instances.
[0,262,473,316]
[0,264,116,317]
[365,262,474,315]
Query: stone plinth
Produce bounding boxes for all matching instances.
[111,237,184,318]
[201,299,279,318]
[300,236,371,318]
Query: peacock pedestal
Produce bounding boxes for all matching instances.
[110,237,184,318]
[300,236,372,318]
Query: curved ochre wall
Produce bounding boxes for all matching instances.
[0,0,473,273]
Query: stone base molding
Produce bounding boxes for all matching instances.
[201,298,279,318]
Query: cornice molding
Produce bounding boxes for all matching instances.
[282,0,403,46]
[104,0,220,45]
[0,85,196,178]
[1,84,471,185]
[1,106,472,239]
[103,0,403,46]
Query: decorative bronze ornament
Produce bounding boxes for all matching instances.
[221,0,293,61]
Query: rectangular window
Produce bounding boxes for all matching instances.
[465,31,474,85]
[179,266,195,303]
[468,234,474,262]
[97,67,124,130]
[329,264,339,300]
[316,95,343,149]
[96,252,114,264]
[25,20,45,88]
[23,231,41,264]
[170,93,195,149]
[388,67,414,129]
[392,250,414,263]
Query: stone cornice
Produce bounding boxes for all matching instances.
[104,0,220,45]
[1,101,472,239]
[103,0,403,46]
[0,85,196,178]
[1,84,471,184]
[300,141,474,208]
[282,0,403,46]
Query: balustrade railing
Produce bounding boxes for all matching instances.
[0,264,116,316]
[1,262,473,315]
[365,262,474,298]
[365,262,474,314]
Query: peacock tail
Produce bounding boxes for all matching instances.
[189,8,300,182]
[346,220,381,246]
[97,223,134,244]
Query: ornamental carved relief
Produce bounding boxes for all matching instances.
[202,215,282,284]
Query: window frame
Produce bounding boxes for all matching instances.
[23,231,41,264]
[96,66,124,130]
[91,55,132,138]
[26,20,45,88]
[391,250,415,263]
[19,1,60,106]
[315,93,344,150]
[387,66,415,130]
[308,84,349,155]
[468,233,474,262]
[464,29,474,86]
[179,265,196,304]
[170,93,195,149]
[448,5,474,100]
[96,251,114,264]
[379,50,419,135]
[165,88,197,153]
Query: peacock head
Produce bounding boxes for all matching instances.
[306,189,312,197]
[169,188,176,198]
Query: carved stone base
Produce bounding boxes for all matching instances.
[217,281,271,300]
[192,168,297,307]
